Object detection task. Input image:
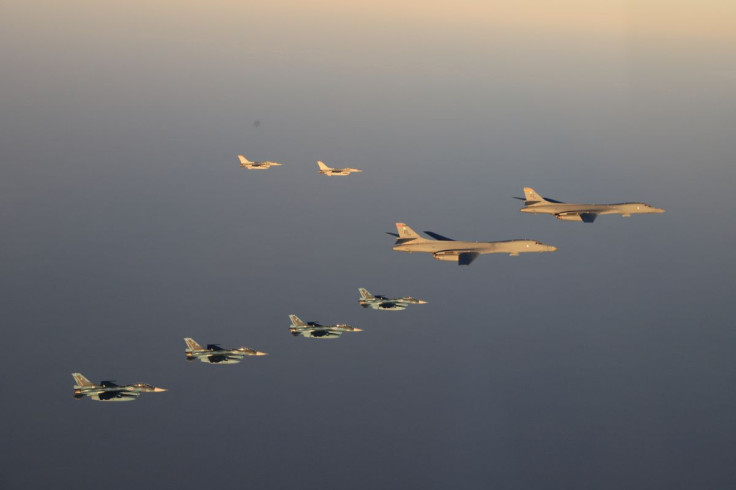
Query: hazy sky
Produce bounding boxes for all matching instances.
[1,2,735,489]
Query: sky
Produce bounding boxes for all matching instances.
[1,1,735,489]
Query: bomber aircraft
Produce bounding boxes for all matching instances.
[289,314,362,338]
[72,373,166,402]
[388,222,557,265]
[358,288,427,311]
[184,338,268,364]
[317,160,362,176]
[516,187,665,223]
[238,154,283,170]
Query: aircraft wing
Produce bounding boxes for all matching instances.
[458,252,481,265]
[556,211,598,222]
[424,231,455,241]
[311,329,342,338]
[579,212,597,223]
[98,390,140,400]
[207,354,242,363]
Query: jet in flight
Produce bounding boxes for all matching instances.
[184,338,268,364]
[72,373,166,402]
[317,161,362,176]
[238,154,283,169]
[516,187,665,223]
[289,314,362,338]
[388,222,557,265]
[358,288,427,311]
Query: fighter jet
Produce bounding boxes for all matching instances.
[184,338,267,364]
[317,160,362,176]
[388,222,557,265]
[72,373,166,402]
[516,187,665,223]
[238,154,283,170]
[289,314,362,338]
[358,288,427,311]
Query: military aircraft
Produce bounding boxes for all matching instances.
[184,338,268,364]
[358,288,427,311]
[238,154,282,170]
[317,160,362,176]
[289,314,362,338]
[72,373,166,402]
[388,222,557,265]
[516,187,665,223]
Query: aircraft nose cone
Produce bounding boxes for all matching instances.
[353,328,363,332]
[655,207,665,213]
[153,387,167,392]
[418,300,428,304]
[256,351,268,356]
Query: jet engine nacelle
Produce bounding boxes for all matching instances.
[433,252,459,262]
[555,214,583,222]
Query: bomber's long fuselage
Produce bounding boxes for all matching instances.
[393,239,556,255]
[522,202,665,216]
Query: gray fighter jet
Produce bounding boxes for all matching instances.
[238,154,282,170]
[389,222,557,265]
[289,314,362,338]
[358,288,427,311]
[184,338,268,364]
[516,187,665,223]
[317,160,362,176]
[72,373,166,402]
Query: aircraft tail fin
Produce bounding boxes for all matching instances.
[238,155,251,165]
[523,187,548,204]
[317,161,331,171]
[184,338,204,351]
[289,314,307,327]
[395,223,424,241]
[72,373,94,387]
[358,288,375,300]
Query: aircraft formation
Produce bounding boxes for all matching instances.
[72,158,665,400]
[237,155,363,176]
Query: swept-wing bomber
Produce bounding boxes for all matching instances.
[317,161,362,176]
[517,187,665,223]
[389,222,557,265]
[238,154,283,169]
[358,288,427,311]
[72,373,166,402]
[184,338,268,364]
[289,314,362,338]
